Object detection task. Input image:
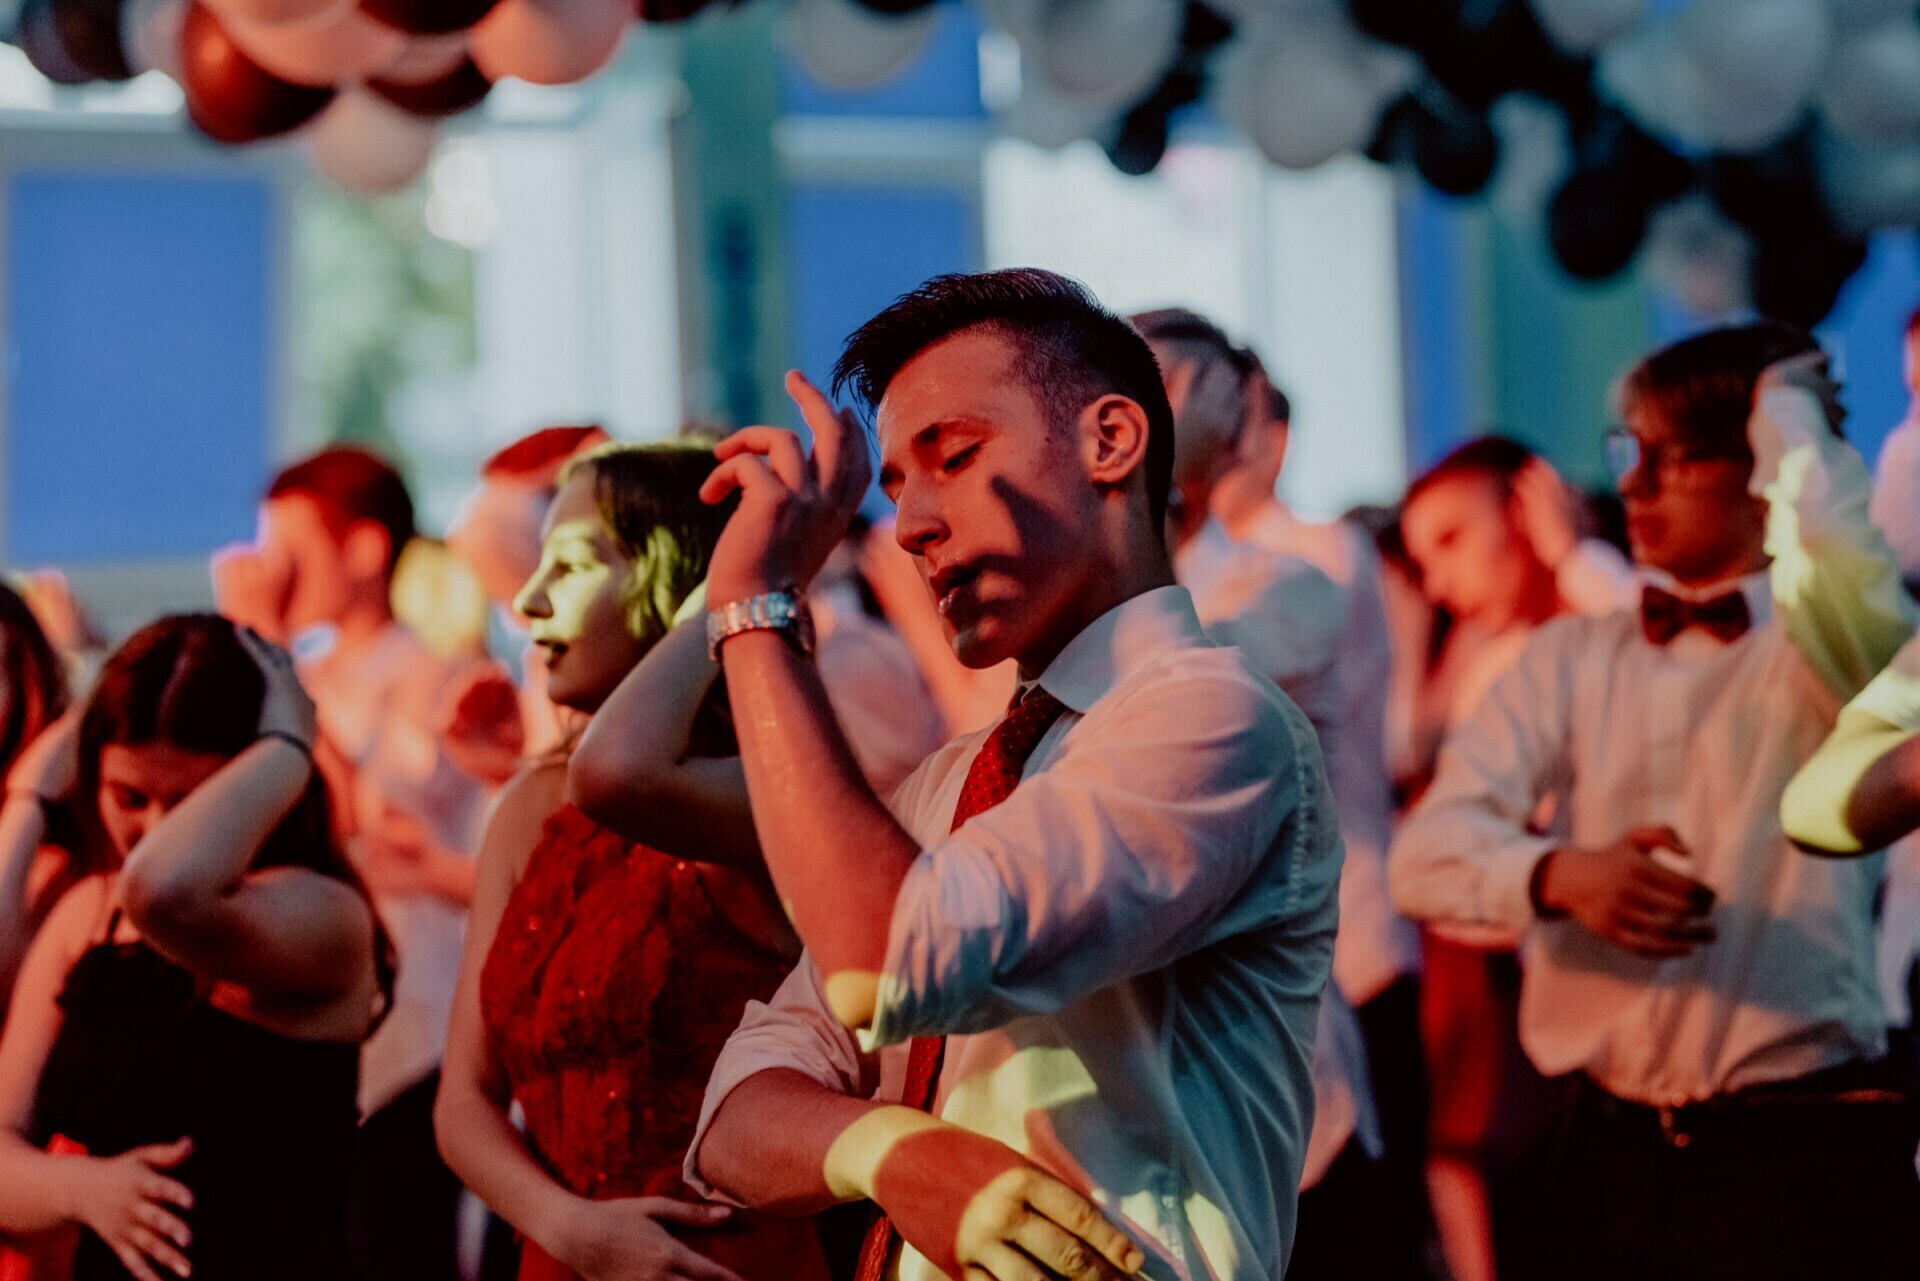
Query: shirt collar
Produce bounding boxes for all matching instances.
[1640,568,1774,629]
[1020,584,1210,715]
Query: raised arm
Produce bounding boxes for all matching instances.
[1783,633,1920,854]
[1753,355,1917,699]
[118,632,372,1006]
[566,604,763,869]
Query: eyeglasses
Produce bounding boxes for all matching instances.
[1603,428,1748,487]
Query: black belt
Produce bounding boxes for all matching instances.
[1574,1061,1918,1150]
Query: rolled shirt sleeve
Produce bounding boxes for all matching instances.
[867,654,1336,1048]
[1389,620,1577,932]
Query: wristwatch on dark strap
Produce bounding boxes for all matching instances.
[706,589,816,661]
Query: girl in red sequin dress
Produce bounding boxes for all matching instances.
[435,444,827,1281]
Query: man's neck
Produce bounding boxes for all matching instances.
[1662,551,1769,594]
[1016,538,1177,682]
[330,596,397,659]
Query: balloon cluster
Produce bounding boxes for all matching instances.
[8,0,755,191]
[11,0,1920,320]
[986,0,1920,325]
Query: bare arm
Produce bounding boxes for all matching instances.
[567,615,764,870]
[1782,706,1920,855]
[0,796,51,1005]
[434,762,587,1257]
[696,1067,880,1216]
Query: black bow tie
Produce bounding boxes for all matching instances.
[1640,585,1752,646]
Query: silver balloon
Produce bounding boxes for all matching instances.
[1002,65,1113,148]
[1217,10,1414,170]
[1529,0,1646,54]
[1817,130,1920,236]
[1819,18,1920,146]
[1489,93,1571,228]
[787,0,940,91]
[1643,195,1753,317]
[1674,0,1831,151]
[1036,0,1182,108]
[120,0,186,77]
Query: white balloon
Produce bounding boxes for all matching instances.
[1643,195,1752,317]
[120,0,187,77]
[1529,0,1646,54]
[786,0,939,91]
[1002,66,1113,148]
[1819,19,1920,146]
[1674,0,1831,151]
[309,91,438,194]
[469,0,628,86]
[1817,131,1920,235]
[1489,93,1571,228]
[1217,13,1414,170]
[1037,0,1181,108]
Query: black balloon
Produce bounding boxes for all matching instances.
[1346,0,1460,50]
[1751,228,1868,326]
[1411,99,1498,196]
[1702,132,1825,242]
[1107,104,1170,177]
[48,0,134,80]
[360,0,499,37]
[636,0,721,17]
[1548,168,1649,281]
[369,56,490,115]
[16,0,96,84]
[844,0,937,11]
[179,0,334,143]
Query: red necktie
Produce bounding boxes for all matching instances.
[853,686,1070,1281]
[1640,584,1752,646]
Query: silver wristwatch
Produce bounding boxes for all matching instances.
[706,590,816,661]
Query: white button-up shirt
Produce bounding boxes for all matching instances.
[1390,388,1916,1106]
[686,586,1342,1280]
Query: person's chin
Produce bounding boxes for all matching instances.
[947,617,1014,670]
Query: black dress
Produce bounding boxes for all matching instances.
[32,910,360,1281]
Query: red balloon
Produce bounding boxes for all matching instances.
[360,0,498,36]
[368,55,489,115]
[178,0,335,143]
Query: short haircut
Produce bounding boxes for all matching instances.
[1233,345,1292,427]
[1907,304,1920,339]
[1131,308,1256,457]
[832,268,1175,529]
[1404,434,1538,509]
[268,447,416,579]
[1618,321,1824,455]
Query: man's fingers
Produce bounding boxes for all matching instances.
[131,1224,191,1278]
[784,370,873,510]
[1009,1212,1128,1280]
[972,1242,1050,1281]
[1627,827,1689,856]
[113,1244,166,1281]
[700,455,781,507]
[641,1197,734,1229]
[1025,1178,1142,1274]
[716,427,809,492]
[136,1139,193,1171]
[137,1202,192,1249]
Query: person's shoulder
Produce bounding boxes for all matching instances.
[33,872,116,964]
[1123,634,1316,748]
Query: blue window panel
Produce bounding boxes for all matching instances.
[779,2,984,119]
[6,172,273,565]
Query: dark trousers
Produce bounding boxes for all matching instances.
[1354,977,1429,1233]
[1287,1141,1426,1281]
[1545,1069,1920,1281]
[348,1070,462,1281]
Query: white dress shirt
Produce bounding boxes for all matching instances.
[302,622,489,1116]
[686,586,1343,1280]
[1179,517,1419,1008]
[1390,387,1916,1106]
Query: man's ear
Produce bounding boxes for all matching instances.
[1083,394,1153,490]
[343,521,394,583]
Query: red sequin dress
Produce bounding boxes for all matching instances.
[480,805,828,1281]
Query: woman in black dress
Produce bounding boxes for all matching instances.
[0,614,391,1280]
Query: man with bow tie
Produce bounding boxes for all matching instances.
[1390,323,1920,1281]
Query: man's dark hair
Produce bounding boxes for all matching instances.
[269,446,416,580]
[1906,304,1920,339]
[1404,435,1538,508]
[832,268,1175,529]
[1618,321,1825,455]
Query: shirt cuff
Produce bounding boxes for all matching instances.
[1480,835,1558,930]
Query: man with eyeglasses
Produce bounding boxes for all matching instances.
[1391,322,1920,1281]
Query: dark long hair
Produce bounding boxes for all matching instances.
[79,614,396,1014]
[0,581,68,778]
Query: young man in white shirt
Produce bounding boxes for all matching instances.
[1391,323,1920,1280]
[1127,307,1417,1279]
[681,269,1343,1281]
